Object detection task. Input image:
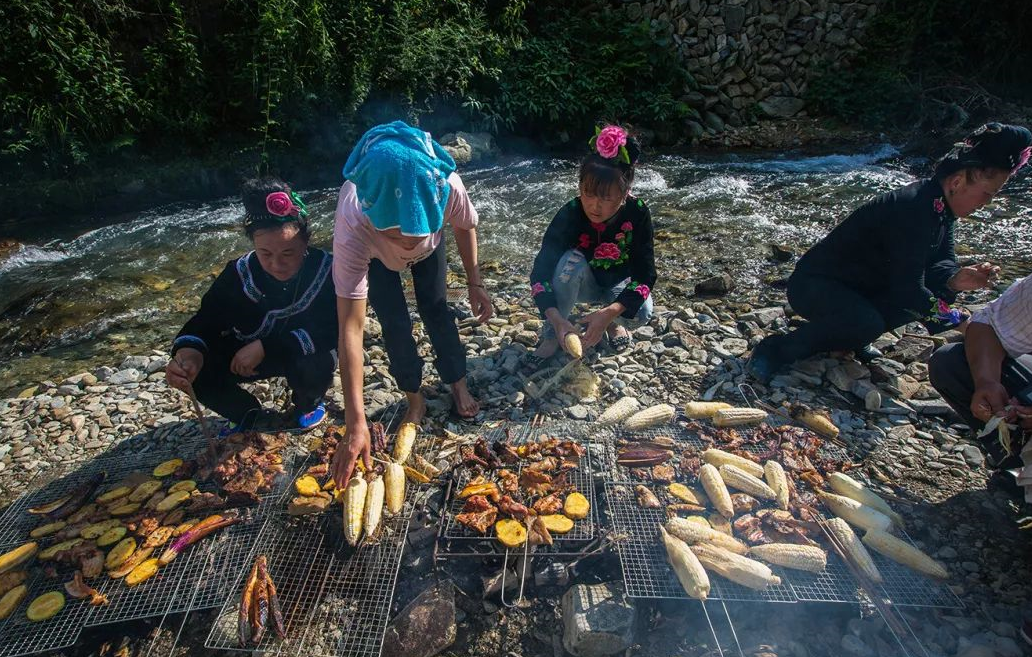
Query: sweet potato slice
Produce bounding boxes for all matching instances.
[563,492,590,520]
[0,584,28,620]
[97,486,132,504]
[125,558,161,587]
[156,490,190,512]
[539,514,574,534]
[30,521,67,539]
[495,519,527,548]
[128,480,162,503]
[152,459,183,478]
[168,480,197,494]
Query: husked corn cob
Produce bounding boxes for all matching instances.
[623,404,676,431]
[718,464,777,500]
[818,492,892,534]
[749,543,827,573]
[384,463,406,515]
[598,397,641,426]
[342,477,367,547]
[684,401,731,419]
[659,526,710,600]
[789,403,840,439]
[823,517,883,583]
[861,529,948,579]
[665,517,748,555]
[702,449,764,478]
[699,464,734,519]
[713,407,767,427]
[393,423,418,464]
[690,542,782,590]
[764,461,790,511]
[565,334,583,359]
[827,472,903,527]
[362,475,385,541]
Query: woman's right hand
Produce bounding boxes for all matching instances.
[165,348,203,392]
[331,421,373,489]
[550,316,579,353]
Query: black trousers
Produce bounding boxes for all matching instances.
[192,338,335,425]
[367,239,466,393]
[928,342,1032,428]
[768,273,917,364]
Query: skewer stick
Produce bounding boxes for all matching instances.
[173,356,218,460]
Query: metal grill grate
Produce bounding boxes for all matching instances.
[872,537,964,609]
[0,562,92,657]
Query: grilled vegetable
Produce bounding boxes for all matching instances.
[128,480,162,503]
[159,513,240,565]
[30,521,67,539]
[701,449,764,479]
[64,571,108,606]
[363,475,385,541]
[43,472,106,520]
[668,503,707,515]
[764,461,790,511]
[827,472,904,527]
[108,547,155,579]
[173,520,198,537]
[823,518,883,584]
[540,514,574,534]
[623,404,676,431]
[458,479,498,499]
[343,477,367,547]
[749,544,827,573]
[708,514,733,537]
[789,403,840,439]
[563,492,590,520]
[718,464,776,500]
[125,558,161,587]
[690,543,782,590]
[617,447,674,467]
[384,462,406,515]
[495,519,527,548]
[667,483,703,505]
[659,526,710,600]
[28,495,72,515]
[565,333,583,359]
[259,558,286,639]
[104,537,138,570]
[169,480,197,494]
[97,526,128,547]
[81,519,122,540]
[238,559,260,646]
[39,539,81,561]
[1,542,39,574]
[156,490,191,512]
[684,401,732,419]
[393,422,418,464]
[251,565,270,645]
[0,584,28,620]
[713,407,767,427]
[407,453,441,478]
[818,492,892,534]
[0,570,28,597]
[110,502,142,517]
[403,465,431,484]
[96,486,132,504]
[143,526,176,549]
[67,503,98,525]
[699,463,734,519]
[26,591,65,621]
[597,397,642,426]
[861,530,948,579]
[665,517,748,555]
[294,476,321,497]
[635,485,662,508]
[153,459,183,478]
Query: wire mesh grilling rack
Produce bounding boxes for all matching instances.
[0,553,94,657]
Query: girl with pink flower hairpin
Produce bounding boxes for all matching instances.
[526,124,657,368]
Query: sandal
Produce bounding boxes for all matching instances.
[607,327,632,353]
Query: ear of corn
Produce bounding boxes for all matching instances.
[565,334,583,359]
[699,464,734,519]
[690,543,782,590]
[819,492,893,534]
[823,517,883,583]
[384,463,406,515]
[790,404,840,439]
[701,449,764,478]
[748,543,827,573]
[827,472,904,527]
[342,477,367,547]
[597,397,641,426]
[393,423,418,464]
[623,404,676,431]
[684,401,732,419]
[665,517,748,555]
[718,464,777,500]
[764,461,790,511]
[861,529,948,579]
[659,526,710,600]
[362,476,385,541]
[713,407,767,427]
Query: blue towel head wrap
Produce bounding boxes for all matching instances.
[342,121,457,236]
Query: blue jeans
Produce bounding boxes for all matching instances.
[541,249,654,340]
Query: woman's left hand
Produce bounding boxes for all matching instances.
[231,340,265,377]
[469,285,494,323]
[578,309,615,348]
[950,262,1000,291]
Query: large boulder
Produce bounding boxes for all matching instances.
[438,131,498,165]
[758,96,806,118]
[381,581,456,657]
[562,581,638,657]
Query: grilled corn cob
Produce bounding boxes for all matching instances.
[665,517,748,555]
[393,423,418,464]
[684,401,732,419]
[597,397,641,426]
[690,543,782,590]
[861,529,948,580]
[699,464,734,519]
[342,477,367,547]
[764,461,790,511]
[823,517,883,583]
[623,404,676,430]
[384,463,406,515]
[701,449,764,478]
[565,333,583,359]
[362,475,385,541]
[789,403,840,439]
[713,407,767,427]
[827,472,903,527]
[748,543,827,573]
[818,492,893,533]
[718,464,777,500]
[659,526,710,600]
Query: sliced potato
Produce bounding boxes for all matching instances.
[96,486,132,504]
[152,459,182,478]
[29,521,67,539]
[81,519,122,540]
[108,547,154,579]
[125,558,161,587]
[295,475,321,497]
[26,591,65,621]
[67,503,98,525]
[168,480,196,494]
[0,584,28,620]
[495,519,527,548]
[128,480,162,503]
[109,502,141,517]
[97,526,128,547]
[39,538,83,561]
[156,490,190,512]
[539,514,574,534]
[104,537,137,570]
[563,492,590,520]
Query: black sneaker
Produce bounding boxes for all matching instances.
[855,344,883,363]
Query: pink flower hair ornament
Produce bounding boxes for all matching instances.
[265,191,309,219]
[589,125,631,164]
[933,197,945,213]
[1014,146,1031,173]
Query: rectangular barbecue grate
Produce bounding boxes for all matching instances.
[0,555,92,657]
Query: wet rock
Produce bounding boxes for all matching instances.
[769,244,795,262]
[562,581,637,657]
[440,135,472,166]
[758,96,805,118]
[381,581,456,657]
[695,273,734,296]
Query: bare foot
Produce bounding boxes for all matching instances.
[532,338,560,360]
[401,391,426,426]
[450,377,480,418]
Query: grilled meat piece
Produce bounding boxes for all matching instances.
[554,440,586,458]
[462,494,494,513]
[528,516,553,546]
[305,463,329,477]
[651,464,676,483]
[524,457,558,474]
[370,422,387,454]
[617,448,673,467]
[666,503,707,514]
[64,571,108,606]
[473,438,502,469]
[186,491,226,513]
[731,493,760,515]
[516,443,541,460]
[492,441,521,464]
[459,445,490,469]
[497,469,519,494]
[519,470,552,496]
[733,514,769,545]
[550,471,574,495]
[679,456,702,477]
[455,508,498,535]
[532,494,563,515]
[634,485,661,509]
[496,495,530,521]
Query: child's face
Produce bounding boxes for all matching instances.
[579,182,627,225]
[252,225,307,281]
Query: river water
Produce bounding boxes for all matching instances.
[1,148,1030,395]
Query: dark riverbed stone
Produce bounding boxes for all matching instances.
[562,581,637,657]
[382,581,456,657]
[695,273,734,296]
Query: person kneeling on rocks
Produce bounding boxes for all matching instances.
[525,124,656,368]
[929,274,1032,469]
[165,178,337,434]
[748,122,1032,384]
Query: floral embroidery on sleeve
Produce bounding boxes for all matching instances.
[578,233,592,249]
[627,280,650,299]
[531,281,551,297]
